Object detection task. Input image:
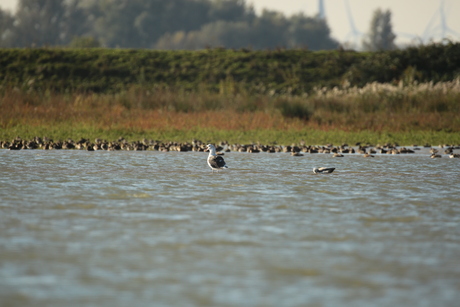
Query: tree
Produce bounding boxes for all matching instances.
[8,0,88,47]
[155,10,339,51]
[362,8,396,51]
[155,21,254,50]
[288,13,339,50]
[0,8,15,47]
[85,0,227,48]
[0,0,339,50]
[207,0,254,23]
[251,10,289,49]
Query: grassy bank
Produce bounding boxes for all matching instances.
[2,124,459,146]
[1,44,459,145]
[1,79,459,145]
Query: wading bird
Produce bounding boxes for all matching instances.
[206,144,228,172]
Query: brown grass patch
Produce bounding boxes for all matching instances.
[1,79,459,134]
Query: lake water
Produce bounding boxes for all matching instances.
[1,148,459,307]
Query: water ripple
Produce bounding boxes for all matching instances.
[1,149,459,306]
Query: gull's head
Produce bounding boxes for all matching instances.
[207,144,215,150]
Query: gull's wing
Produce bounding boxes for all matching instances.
[208,155,226,168]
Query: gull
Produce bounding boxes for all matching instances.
[313,167,335,174]
[206,144,228,172]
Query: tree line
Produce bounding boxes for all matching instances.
[0,0,339,50]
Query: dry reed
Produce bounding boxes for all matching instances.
[1,79,459,138]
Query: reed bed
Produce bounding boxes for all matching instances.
[1,79,460,145]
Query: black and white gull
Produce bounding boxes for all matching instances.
[313,167,335,174]
[206,144,228,172]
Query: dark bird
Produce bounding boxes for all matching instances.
[313,167,335,174]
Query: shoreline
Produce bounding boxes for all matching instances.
[2,136,459,155]
[1,127,460,148]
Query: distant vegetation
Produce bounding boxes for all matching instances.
[362,8,396,51]
[0,43,460,144]
[1,2,458,145]
[1,43,459,144]
[0,0,338,50]
[1,42,459,95]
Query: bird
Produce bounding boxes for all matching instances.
[313,167,335,174]
[206,144,228,172]
[449,153,459,158]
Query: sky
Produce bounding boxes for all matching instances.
[1,0,459,46]
[247,0,460,46]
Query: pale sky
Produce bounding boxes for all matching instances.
[252,0,460,46]
[1,0,459,46]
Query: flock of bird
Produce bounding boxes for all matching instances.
[2,137,459,174]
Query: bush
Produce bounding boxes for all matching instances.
[275,99,313,120]
[0,43,459,95]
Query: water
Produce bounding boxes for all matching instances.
[1,148,459,307]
